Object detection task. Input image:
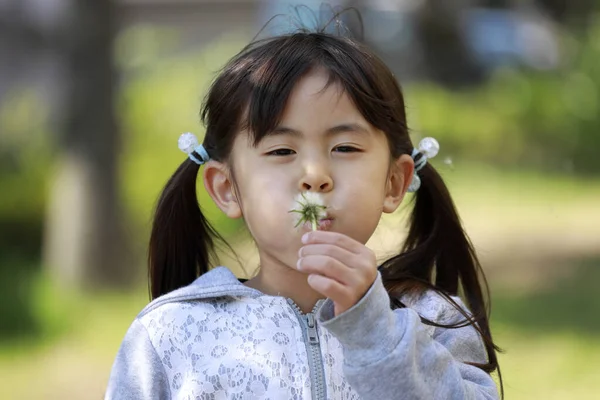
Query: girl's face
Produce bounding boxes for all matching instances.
[209,69,411,269]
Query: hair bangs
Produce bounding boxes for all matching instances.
[241,35,327,145]
[235,33,399,148]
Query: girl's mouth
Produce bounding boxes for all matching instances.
[303,218,333,231]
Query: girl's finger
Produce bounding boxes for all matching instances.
[299,244,359,269]
[297,255,357,286]
[302,231,364,254]
[306,274,353,312]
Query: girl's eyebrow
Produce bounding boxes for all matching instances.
[270,123,369,136]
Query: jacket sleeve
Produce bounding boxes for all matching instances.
[317,273,499,400]
[105,319,171,400]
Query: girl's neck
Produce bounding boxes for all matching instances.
[243,254,325,314]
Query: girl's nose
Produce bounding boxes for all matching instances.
[299,167,333,192]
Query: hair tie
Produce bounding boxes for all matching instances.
[178,132,211,165]
[407,137,439,192]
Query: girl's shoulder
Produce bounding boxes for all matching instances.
[136,266,262,320]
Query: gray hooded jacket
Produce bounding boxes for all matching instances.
[105,266,499,399]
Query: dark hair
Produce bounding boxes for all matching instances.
[148,28,502,392]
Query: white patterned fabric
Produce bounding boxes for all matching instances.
[141,294,361,399]
[144,297,307,399]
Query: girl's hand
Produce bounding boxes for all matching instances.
[297,231,378,316]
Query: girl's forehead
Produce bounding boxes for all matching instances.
[280,71,363,122]
[288,69,341,99]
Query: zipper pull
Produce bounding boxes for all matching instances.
[306,313,319,344]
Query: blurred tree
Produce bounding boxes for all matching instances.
[43,0,135,290]
[534,0,597,25]
[0,0,49,259]
[415,0,486,87]
[345,0,486,86]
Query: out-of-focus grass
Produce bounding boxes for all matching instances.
[389,161,600,230]
[493,258,600,336]
[0,273,148,399]
[492,257,600,399]
[495,329,600,399]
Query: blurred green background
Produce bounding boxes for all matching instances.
[1,1,599,399]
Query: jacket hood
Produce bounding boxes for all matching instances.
[140,266,263,318]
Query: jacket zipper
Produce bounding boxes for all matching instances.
[287,298,327,400]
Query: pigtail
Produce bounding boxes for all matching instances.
[380,161,501,376]
[148,158,222,300]
[406,163,487,311]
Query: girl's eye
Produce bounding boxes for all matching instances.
[267,148,295,156]
[333,146,360,153]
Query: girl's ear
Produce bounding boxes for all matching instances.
[203,160,242,219]
[383,154,414,213]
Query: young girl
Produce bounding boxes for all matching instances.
[106,29,501,399]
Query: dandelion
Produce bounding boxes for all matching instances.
[289,192,327,231]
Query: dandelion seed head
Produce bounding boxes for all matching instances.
[289,192,328,230]
[298,192,325,208]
